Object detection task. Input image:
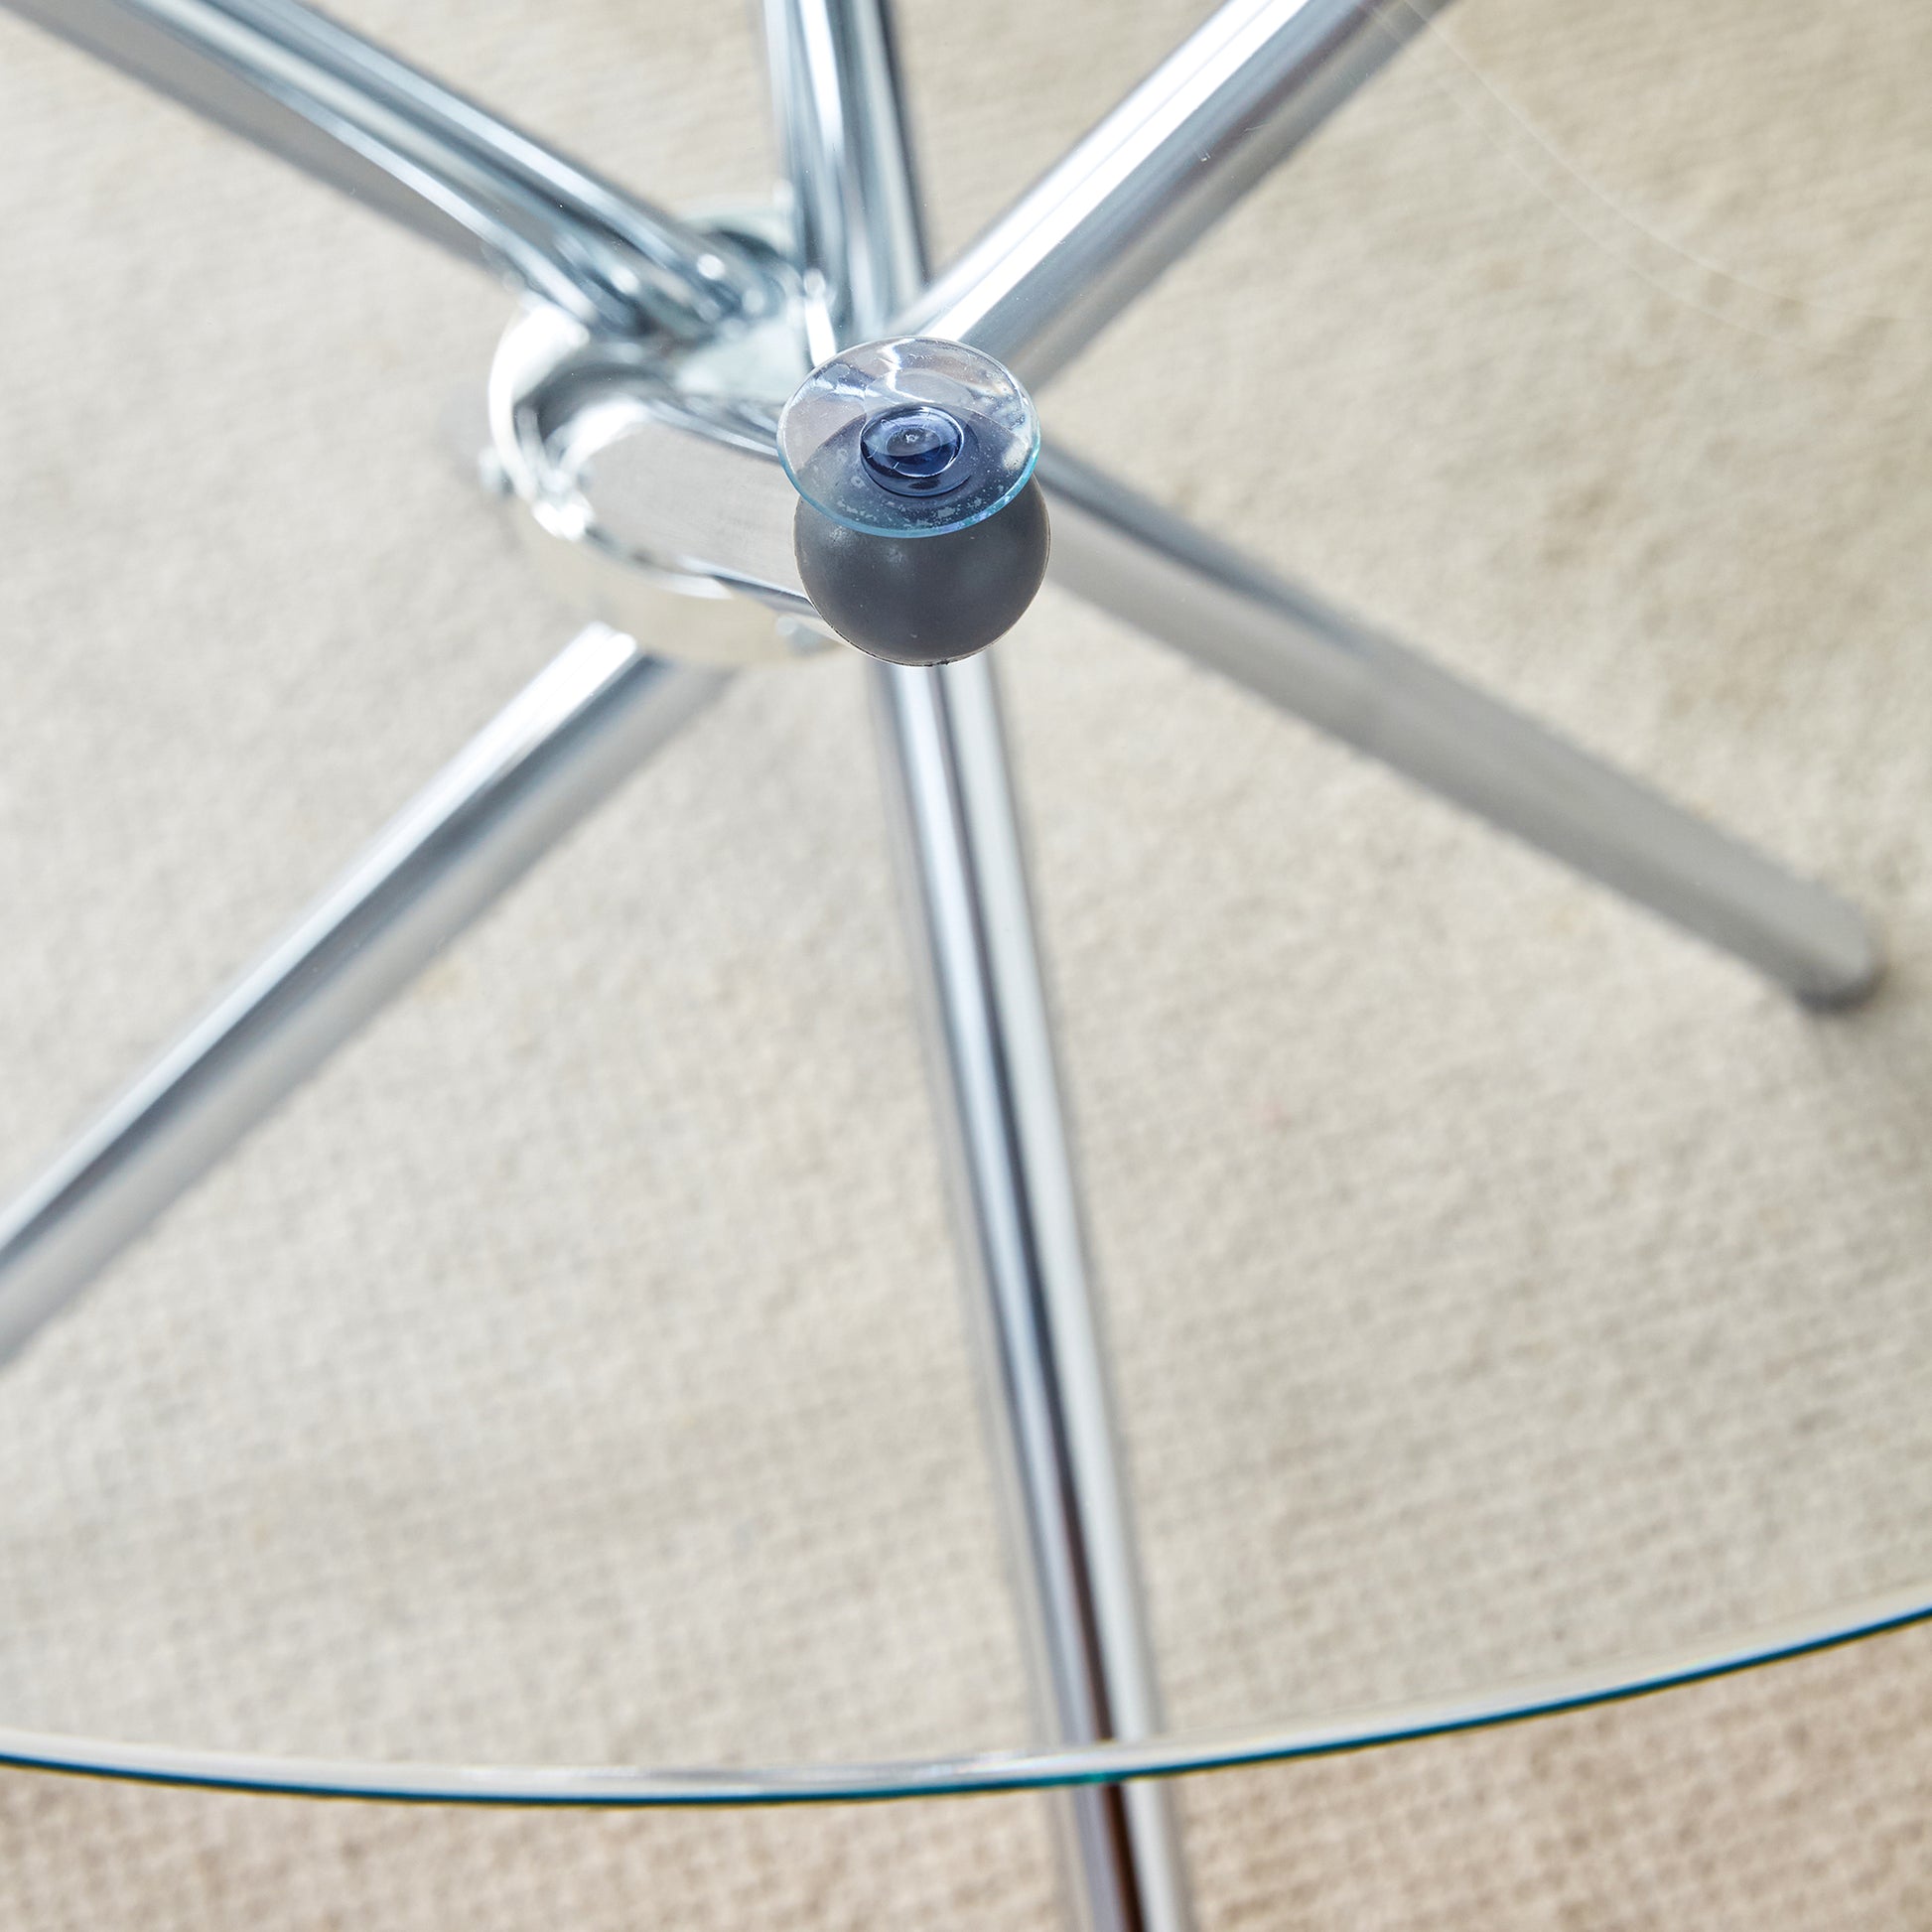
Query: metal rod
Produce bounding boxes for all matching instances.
[760,0,929,358]
[1039,446,1882,1006]
[896,0,1451,388]
[3,0,779,340]
[870,657,1193,1932]
[760,7,1194,1928]
[0,626,726,1367]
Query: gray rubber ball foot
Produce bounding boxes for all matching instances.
[793,480,1050,666]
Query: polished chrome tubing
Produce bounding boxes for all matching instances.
[761,7,1193,1928]
[0,628,726,1366]
[1,0,777,340]
[760,0,928,358]
[1042,447,1882,1005]
[871,659,1193,1932]
[897,0,1449,388]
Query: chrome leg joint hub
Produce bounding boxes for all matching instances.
[486,206,835,668]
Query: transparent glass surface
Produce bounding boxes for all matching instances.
[3,0,1932,1806]
[777,338,1039,537]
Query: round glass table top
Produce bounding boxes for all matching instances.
[3,0,1932,1804]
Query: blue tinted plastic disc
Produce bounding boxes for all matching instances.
[777,338,1039,538]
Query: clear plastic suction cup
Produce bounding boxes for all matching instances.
[777,338,1040,539]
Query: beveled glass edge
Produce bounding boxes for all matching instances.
[4,1582,1931,1805]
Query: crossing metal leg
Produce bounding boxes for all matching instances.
[871,654,1193,1932]
[0,626,725,1365]
[760,3,1196,1926]
[1040,447,1883,1008]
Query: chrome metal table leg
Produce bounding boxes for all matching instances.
[1042,447,1882,1007]
[871,654,1193,1932]
[897,0,1450,388]
[0,626,726,1366]
[1,0,779,339]
[760,3,1194,1925]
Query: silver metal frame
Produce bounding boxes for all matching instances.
[0,0,1894,1921]
[763,8,1190,1924]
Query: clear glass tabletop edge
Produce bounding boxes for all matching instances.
[6,1580,1928,1806]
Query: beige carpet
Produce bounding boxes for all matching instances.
[4,0,1932,1921]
